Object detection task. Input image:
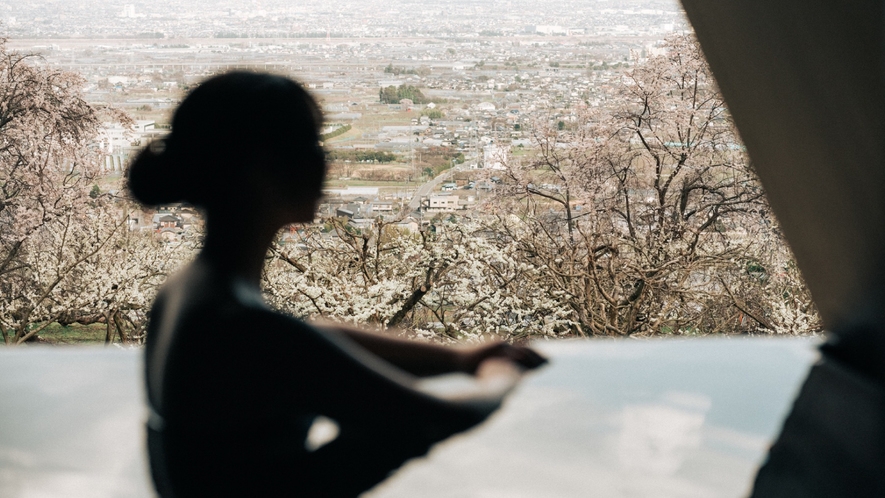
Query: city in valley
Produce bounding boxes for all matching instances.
[4,0,683,240]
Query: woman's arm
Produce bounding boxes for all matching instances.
[313,321,547,377]
[287,320,508,432]
[258,314,548,442]
[300,358,524,497]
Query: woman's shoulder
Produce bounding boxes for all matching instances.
[150,261,355,353]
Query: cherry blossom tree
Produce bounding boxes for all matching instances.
[0,38,140,345]
[53,216,195,345]
[262,216,573,342]
[492,34,819,336]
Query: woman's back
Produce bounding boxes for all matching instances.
[145,262,320,495]
[148,262,308,416]
[145,260,496,496]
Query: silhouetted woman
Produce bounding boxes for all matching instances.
[127,72,545,497]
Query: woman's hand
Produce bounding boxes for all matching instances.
[432,357,525,415]
[459,342,548,375]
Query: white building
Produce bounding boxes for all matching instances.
[369,200,395,213]
[427,194,461,212]
[535,25,568,35]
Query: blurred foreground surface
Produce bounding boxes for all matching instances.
[0,338,816,498]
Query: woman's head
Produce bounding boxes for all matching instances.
[127,72,326,212]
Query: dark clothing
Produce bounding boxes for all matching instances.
[147,421,432,497]
[145,267,483,497]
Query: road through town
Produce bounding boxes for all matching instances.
[407,169,454,210]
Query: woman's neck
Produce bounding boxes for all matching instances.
[199,209,281,289]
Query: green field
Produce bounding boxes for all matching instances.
[2,323,113,346]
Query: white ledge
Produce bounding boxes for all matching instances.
[0,337,817,498]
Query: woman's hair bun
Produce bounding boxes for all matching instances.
[127,138,188,206]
